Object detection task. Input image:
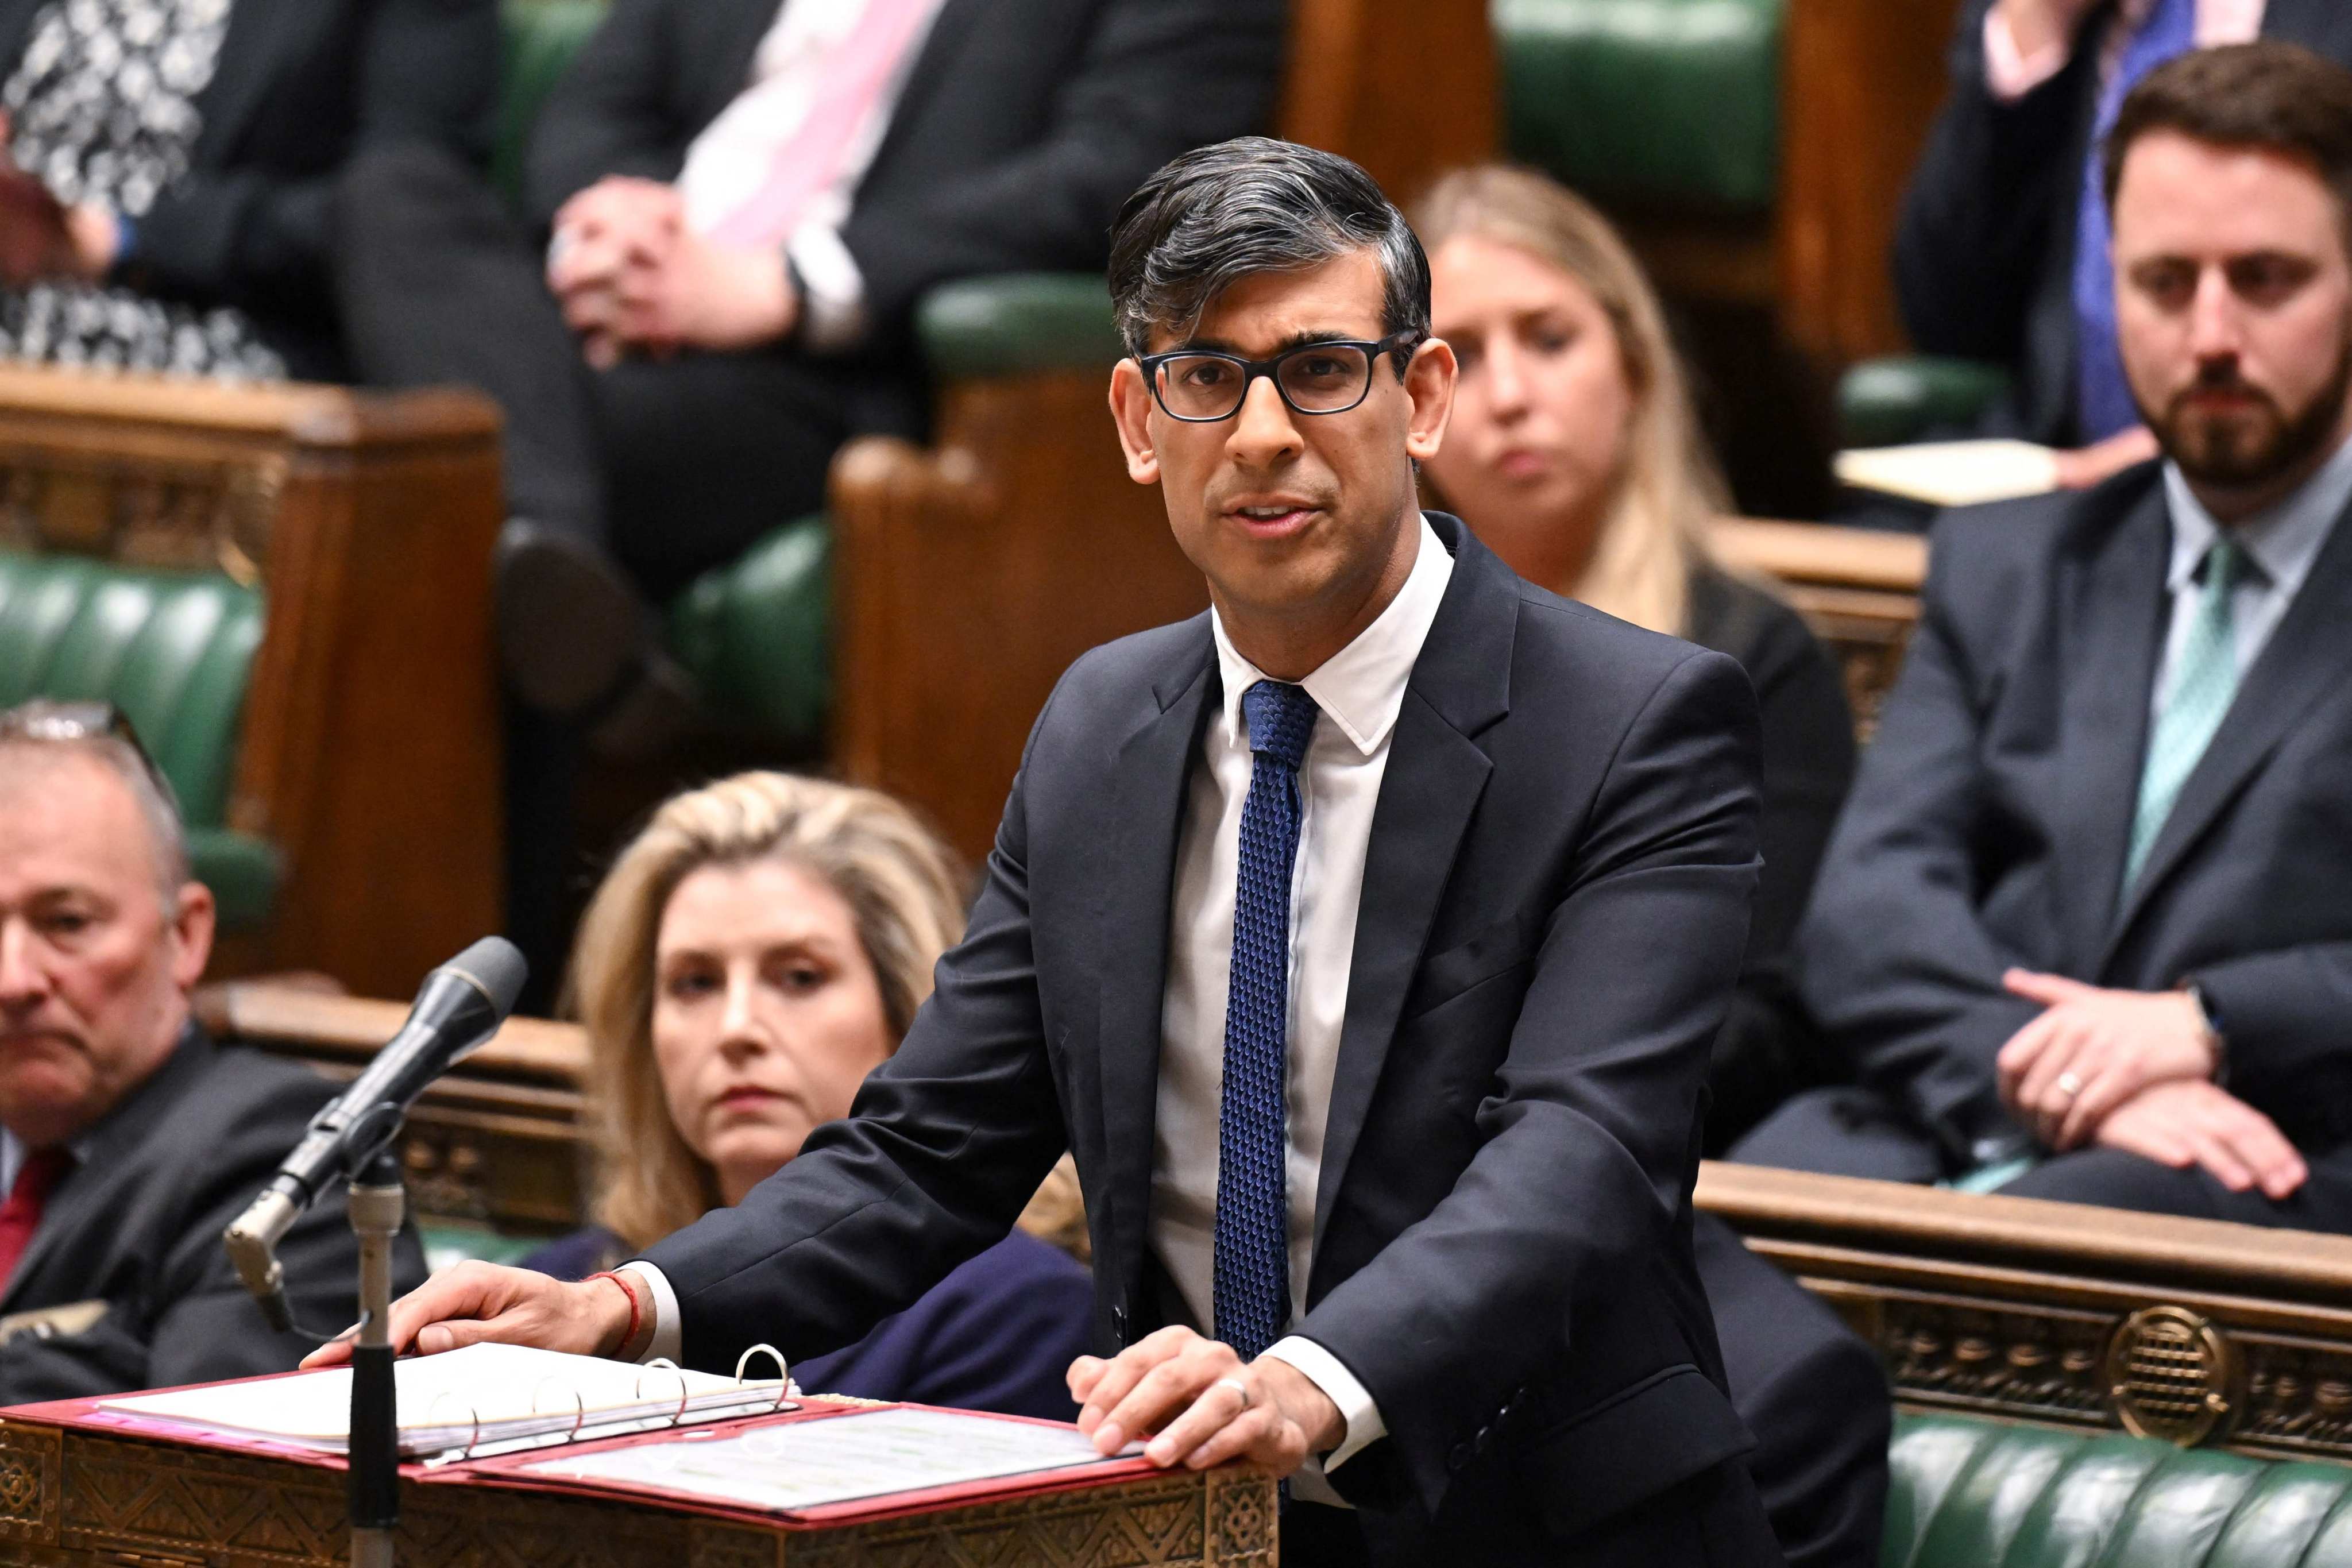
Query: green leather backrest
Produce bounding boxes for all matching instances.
[1888,1415,2352,1568]
[1496,0,1785,215]
[667,516,829,743]
[496,0,609,208]
[0,552,261,829]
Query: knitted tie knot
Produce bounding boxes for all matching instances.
[1241,680,1318,773]
[2203,535,2247,596]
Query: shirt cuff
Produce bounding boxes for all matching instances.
[1262,1335,1385,1472]
[1983,7,2071,101]
[617,1261,682,1365]
[787,222,867,353]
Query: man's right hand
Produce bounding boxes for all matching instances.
[2095,1079,2309,1202]
[1992,0,2105,64]
[298,1262,640,1368]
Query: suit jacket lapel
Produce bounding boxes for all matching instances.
[1308,519,1511,1280]
[2104,487,2352,966]
[1,1029,209,1314]
[2053,480,2168,974]
[1094,625,1212,1316]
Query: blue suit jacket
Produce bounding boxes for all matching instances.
[639,517,1768,1561]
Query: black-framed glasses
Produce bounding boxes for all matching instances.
[0,700,176,807]
[1138,331,1423,423]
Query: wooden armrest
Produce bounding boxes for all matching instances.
[1710,516,1928,594]
[196,982,587,1088]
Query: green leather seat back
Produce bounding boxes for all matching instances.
[1496,0,1785,216]
[667,516,829,743]
[495,0,609,209]
[1838,357,2016,450]
[1888,1415,2352,1568]
[918,274,1125,380]
[0,552,279,926]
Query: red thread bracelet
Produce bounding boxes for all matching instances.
[585,1270,643,1355]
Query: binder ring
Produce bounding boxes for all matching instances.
[530,1376,588,1442]
[632,1360,692,1426]
[735,1343,791,1408]
[424,1391,483,1459]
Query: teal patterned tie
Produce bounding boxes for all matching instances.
[2126,536,2246,889]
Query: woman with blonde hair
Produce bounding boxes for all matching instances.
[522,771,1092,1419]
[1414,164,1856,1153]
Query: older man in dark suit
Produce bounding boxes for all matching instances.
[0,702,426,1402]
[1741,45,2352,1228]
[319,139,1781,1567]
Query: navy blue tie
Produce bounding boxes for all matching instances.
[1213,678,1319,1363]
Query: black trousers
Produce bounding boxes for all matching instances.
[1732,1086,2352,1232]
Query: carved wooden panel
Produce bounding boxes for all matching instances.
[0,455,281,584]
[0,1423,1277,1568]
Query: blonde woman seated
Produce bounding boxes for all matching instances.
[1415,166,1857,1156]
[523,773,1091,1420]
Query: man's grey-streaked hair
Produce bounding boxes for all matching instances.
[1108,137,1431,362]
[0,703,192,904]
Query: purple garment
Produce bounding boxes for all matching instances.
[523,1226,1092,1422]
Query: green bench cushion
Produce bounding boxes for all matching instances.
[1839,357,2017,450]
[1887,1414,2352,1568]
[186,826,283,930]
[917,274,1125,380]
[667,516,829,742]
[1497,0,1785,217]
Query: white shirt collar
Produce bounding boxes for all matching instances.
[1208,513,1454,758]
[2161,428,2352,596]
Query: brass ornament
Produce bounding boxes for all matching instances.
[2107,1305,2237,1447]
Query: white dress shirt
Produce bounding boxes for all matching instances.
[624,515,1455,1500]
[673,0,947,351]
[2153,433,2352,716]
[1984,0,2262,101]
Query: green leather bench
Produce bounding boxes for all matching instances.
[1888,1414,2352,1568]
[0,554,281,926]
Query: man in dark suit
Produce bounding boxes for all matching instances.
[0,701,427,1402]
[328,139,1781,1567]
[1893,0,2352,485]
[1741,45,2352,1227]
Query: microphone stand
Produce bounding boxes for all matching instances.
[345,1149,405,1568]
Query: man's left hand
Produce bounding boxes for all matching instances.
[1068,1326,1342,1476]
[1997,968,2219,1149]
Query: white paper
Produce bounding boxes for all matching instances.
[101,1343,782,1456]
[1836,439,2062,508]
[521,1406,1124,1513]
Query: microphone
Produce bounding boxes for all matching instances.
[224,937,528,1328]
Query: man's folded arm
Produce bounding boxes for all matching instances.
[640,703,1075,1374]
[2188,943,2352,1106]
[1288,648,1760,1517]
[522,0,694,228]
[1795,562,2038,1157]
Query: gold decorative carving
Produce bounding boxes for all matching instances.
[3,1424,1275,1567]
[1876,1293,2115,1427]
[0,453,281,580]
[2107,1305,2236,1447]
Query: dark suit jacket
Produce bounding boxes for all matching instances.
[1685,566,1856,1152]
[1891,0,2352,445]
[527,1223,1091,1421]
[523,0,1284,342]
[1797,462,2352,1161]
[0,1026,430,1403]
[0,0,499,365]
[643,516,1768,1559]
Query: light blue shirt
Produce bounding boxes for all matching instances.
[2154,431,2352,717]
